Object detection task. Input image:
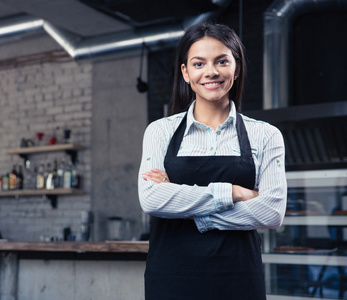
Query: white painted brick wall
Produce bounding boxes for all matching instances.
[0,60,93,241]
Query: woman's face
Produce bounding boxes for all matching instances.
[181,37,238,105]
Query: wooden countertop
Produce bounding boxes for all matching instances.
[0,241,149,253]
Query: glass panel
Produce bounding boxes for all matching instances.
[264,263,347,299]
[262,170,347,299]
[287,186,347,216]
[273,225,347,252]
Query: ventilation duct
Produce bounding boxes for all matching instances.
[0,14,43,40]
[263,0,347,109]
[42,22,185,60]
[0,0,233,60]
[0,14,185,60]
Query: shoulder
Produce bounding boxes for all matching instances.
[144,112,186,139]
[240,113,284,145]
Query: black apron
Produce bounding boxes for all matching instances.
[145,112,266,300]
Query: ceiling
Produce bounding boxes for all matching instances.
[0,0,226,38]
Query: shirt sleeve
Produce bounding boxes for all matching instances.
[138,119,234,218]
[194,127,287,232]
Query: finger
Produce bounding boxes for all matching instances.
[149,169,169,181]
[142,172,170,183]
[151,169,167,177]
[142,172,162,183]
[142,173,150,181]
[151,175,165,184]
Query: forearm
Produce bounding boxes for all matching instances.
[138,178,234,218]
[232,185,258,202]
[195,128,287,232]
[138,119,235,218]
[194,188,286,232]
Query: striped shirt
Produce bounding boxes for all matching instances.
[138,101,287,233]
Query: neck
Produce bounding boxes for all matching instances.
[193,98,230,131]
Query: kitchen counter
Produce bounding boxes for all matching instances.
[0,241,148,300]
[0,240,149,261]
[0,240,149,253]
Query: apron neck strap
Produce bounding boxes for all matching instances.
[166,112,252,158]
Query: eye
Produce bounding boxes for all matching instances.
[193,62,203,67]
[218,59,229,65]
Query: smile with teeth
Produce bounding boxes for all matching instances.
[202,81,223,87]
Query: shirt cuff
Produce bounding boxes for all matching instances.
[194,215,214,233]
[213,182,234,211]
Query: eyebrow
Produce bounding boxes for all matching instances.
[190,54,230,62]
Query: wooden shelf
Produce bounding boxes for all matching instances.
[0,188,83,197]
[0,241,149,254]
[3,144,85,208]
[0,188,83,208]
[5,143,84,155]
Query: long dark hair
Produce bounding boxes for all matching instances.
[169,22,246,115]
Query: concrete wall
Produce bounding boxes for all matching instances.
[91,57,147,241]
[0,253,146,300]
[17,259,145,300]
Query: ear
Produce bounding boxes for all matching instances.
[235,63,240,78]
[181,63,189,83]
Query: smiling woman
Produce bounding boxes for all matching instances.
[138,22,287,300]
[181,37,238,130]
[170,23,246,115]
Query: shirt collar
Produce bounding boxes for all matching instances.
[184,100,237,137]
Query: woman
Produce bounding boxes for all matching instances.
[138,22,287,300]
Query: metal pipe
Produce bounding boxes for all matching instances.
[0,14,186,60]
[0,0,233,60]
[0,14,43,38]
[263,0,347,109]
[43,21,185,60]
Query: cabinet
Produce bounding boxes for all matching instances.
[0,144,84,208]
[261,169,347,300]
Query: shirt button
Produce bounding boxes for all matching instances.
[210,147,214,150]
[216,131,221,135]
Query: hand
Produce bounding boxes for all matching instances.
[232,185,259,202]
[142,168,170,184]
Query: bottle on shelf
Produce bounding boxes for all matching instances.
[52,159,58,188]
[23,160,35,190]
[46,160,57,190]
[56,160,65,188]
[9,165,17,190]
[1,174,9,191]
[71,163,80,189]
[63,162,72,188]
[35,162,45,189]
[43,162,51,186]
[1,156,82,192]
[16,164,23,190]
[32,166,38,189]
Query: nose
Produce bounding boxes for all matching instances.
[205,63,219,77]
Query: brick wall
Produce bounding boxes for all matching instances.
[0,59,92,241]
